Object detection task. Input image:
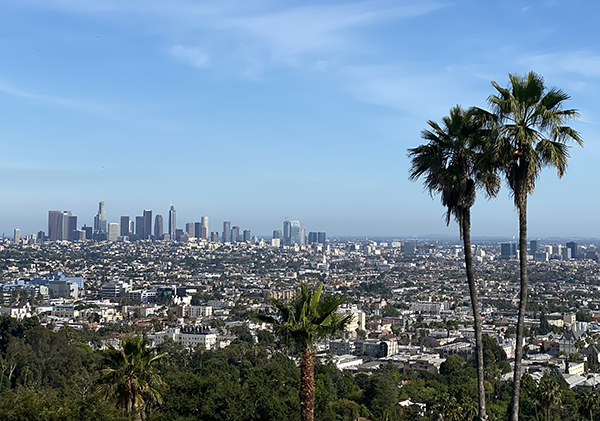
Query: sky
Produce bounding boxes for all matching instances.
[1,0,599,238]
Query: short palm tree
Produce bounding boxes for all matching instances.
[97,335,167,420]
[257,282,352,421]
[582,388,600,421]
[487,71,582,421]
[538,375,562,421]
[408,105,500,420]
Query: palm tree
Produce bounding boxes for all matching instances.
[408,105,500,420]
[97,335,167,420]
[487,71,582,421]
[538,375,562,421]
[582,389,600,421]
[257,282,352,421]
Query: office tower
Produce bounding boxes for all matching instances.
[231,226,240,243]
[57,211,69,240]
[175,229,183,241]
[168,206,176,240]
[201,216,209,240]
[562,247,572,260]
[300,228,306,246]
[108,223,119,242]
[48,211,61,241]
[75,230,86,241]
[185,223,195,237]
[290,220,301,245]
[143,209,152,239]
[222,221,231,242]
[135,216,145,240]
[211,232,219,242]
[404,242,415,256]
[501,243,517,258]
[37,230,45,242]
[13,229,20,243]
[81,225,92,239]
[243,230,251,242]
[94,201,107,234]
[308,232,317,244]
[283,220,291,246]
[317,232,326,244]
[154,215,163,239]
[129,220,134,235]
[273,230,282,239]
[530,240,539,255]
[120,216,130,237]
[194,222,201,238]
[566,241,578,259]
[67,215,78,241]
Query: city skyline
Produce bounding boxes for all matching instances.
[2,1,600,237]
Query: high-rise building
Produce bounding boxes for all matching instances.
[300,228,306,246]
[194,222,201,239]
[143,210,152,240]
[566,242,578,259]
[120,216,130,237]
[57,211,69,241]
[168,206,176,240]
[185,223,195,237]
[222,221,231,243]
[530,240,539,255]
[308,232,318,244]
[135,216,145,240]
[201,217,209,240]
[317,232,326,244]
[290,220,301,245]
[108,223,119,242]
[48,211,61,241]
[211,232,219,242]
[273,230,282,239]
[283,220,291,246]
[67,215,78,241]
[129,220,134,235]
[94,201,107,234]
[231,226,240,243]
[500,243,517,258]
[13,229,20,243]
[38,230,45,242]
[81,225,92,240]
[154,215,164,239]
[243,230,251,242]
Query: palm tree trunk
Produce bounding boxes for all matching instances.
[300,345,315,421]
[462,209,487,421]
[511,190,528,421]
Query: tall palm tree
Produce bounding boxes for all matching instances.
[487,71,582,421]
[97,335,167,420]
[582,388,600,421]
[257,282,352,421]
[408,105,499,421]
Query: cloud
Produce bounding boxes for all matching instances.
[518,51,600,78]
[170,44,209,68]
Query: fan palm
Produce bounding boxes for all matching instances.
[487,71,582,421]
[538,375,562,421]
[408,105,499,421]
[257,282,352,421]
[96,335,167,420]
[582,389,600,421]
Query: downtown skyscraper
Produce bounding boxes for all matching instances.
[143,209,152,240]
[94,201,107,234]
[154,215,163,239]
[168,205,176,241]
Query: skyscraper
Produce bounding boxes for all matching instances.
[201,216,209,240]
[154,215,164,239]
[108,223,119,242]
[13,229,20,243]
[317,232,326,244]
[222,221,231,243]
[530,240,539,255]
[120,216,130,237]
[231,226,240,243]
[308,232,318,244]
[168,206,176,240]
[211,232,219,242]
[67,215,78,241]
[566,241,578,259]
[290,220,301,245]
[136,216,145,240]
[243,230,251,242]
[94,201,107,234]
[283,220,291,246]
[273,230,282,239]
[185,223,195,237]
[143,209,152,240]
[194,222,201,239]
[57,211,69,240]
[48,211,61,241]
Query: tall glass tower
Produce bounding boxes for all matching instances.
[168,206,176,240]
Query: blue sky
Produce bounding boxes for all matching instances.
[1,0,598,238]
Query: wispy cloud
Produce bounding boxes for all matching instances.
[170,44,209,68]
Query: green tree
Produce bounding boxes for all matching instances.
[257,283,352,421]
[581,389,600,421]
[538,375,562,421]
[97,335,167,420]
[487,71,582,421]
[408,105,499,420]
